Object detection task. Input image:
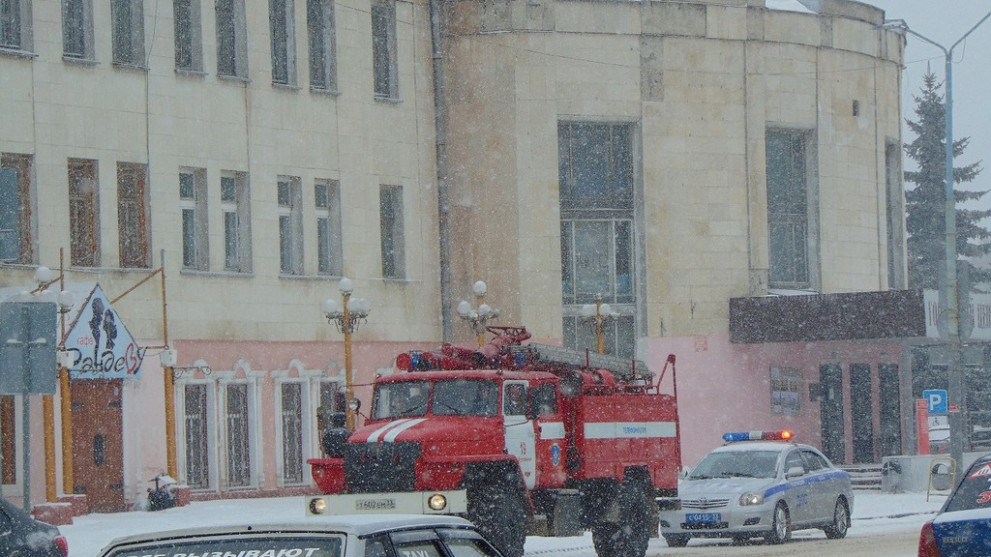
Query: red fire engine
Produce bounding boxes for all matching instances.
[307,326,681,557]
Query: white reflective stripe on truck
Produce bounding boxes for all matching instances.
[366,418,427,443]
[583,421,678,439]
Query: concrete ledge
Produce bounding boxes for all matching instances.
[31,502,73,526]
[57,494,88,516]
[172,485,191,507]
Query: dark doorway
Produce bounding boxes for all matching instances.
[850,363,875,463]
[71,379,125,512]
[819,364,845,464]
[879,364,902,456]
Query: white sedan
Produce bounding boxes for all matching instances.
[94,513,504,557]
[659,430,854,547]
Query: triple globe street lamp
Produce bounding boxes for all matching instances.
[322,277,370,430]
[457,281,499,347]
[580,294,618,355]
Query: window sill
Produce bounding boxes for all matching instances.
[180,269,255,278]
[175,67,207,78]
[278,273,345,281]
[310,86,340,97]
[63,55,99,66]
[273,82,301,91]
[0,47,37,60]
[113,61,148,72]
[374,95,402,105]
[218,74,251,84]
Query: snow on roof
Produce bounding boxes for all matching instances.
[765,0,817,14]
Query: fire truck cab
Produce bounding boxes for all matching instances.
[308,326,681,557]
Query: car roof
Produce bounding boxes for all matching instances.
[98,514,477,552]
[710,441,813,454]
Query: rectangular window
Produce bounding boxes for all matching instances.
[216,0,248,78]
[111,0,145,67]
[269,0,296,86]
[0,154,34,264]
[558,121,637,358]
[379,185,405,279]
[315,179,342,275]
[1,0,32,51]
[174,0,203,72]
[62,0,94,60]
[226,383,251,488]
[118,162,150,268]
[68,158,100,267]
[280,382,304,484]
[277,176,303,275]
[221,171,252,272]
[770,367,802,414]
[371,0,397,99]
[180,168,209,270]
[307,0,337,91]
[184,384,210,489]
[766,128,816,289]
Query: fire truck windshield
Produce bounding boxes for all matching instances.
[372,379,500,419]
[373,381,430,419]
[433,379,499,417]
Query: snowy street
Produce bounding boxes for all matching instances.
[61,490,944,557]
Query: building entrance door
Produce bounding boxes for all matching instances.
[819,364,845,464]
[71,379,126,512]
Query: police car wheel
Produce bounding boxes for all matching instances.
[824,498,849,539]
[765,502,791,544]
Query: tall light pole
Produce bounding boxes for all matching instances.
[883,13,991,468]
[323,277,370,430]
[457,280,499,347]
[580,294,617,355]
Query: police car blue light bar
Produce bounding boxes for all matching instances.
[723,430,794,443]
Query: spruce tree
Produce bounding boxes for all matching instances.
[904,71,990,290]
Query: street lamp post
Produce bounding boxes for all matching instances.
[323,277,370,430]
[457,280,499,347]
[580,294,618,354]
[883,13,991,468]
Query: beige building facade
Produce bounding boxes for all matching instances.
[0,0,909,514]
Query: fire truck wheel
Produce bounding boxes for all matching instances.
[591,480,651,557]
[468,482,526,557]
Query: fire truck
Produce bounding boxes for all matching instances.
[307,326,681,557]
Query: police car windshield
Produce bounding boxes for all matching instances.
[688,450,779,480]
[432,379,499,417]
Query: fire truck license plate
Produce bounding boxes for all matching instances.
[685,513,720,523]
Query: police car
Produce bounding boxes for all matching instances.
[918,453,991,556]
[659,430,853,547]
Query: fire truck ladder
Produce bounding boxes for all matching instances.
[524,343,652,383]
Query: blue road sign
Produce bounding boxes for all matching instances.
[923,389,948,415]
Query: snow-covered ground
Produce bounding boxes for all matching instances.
[61,490,945,557]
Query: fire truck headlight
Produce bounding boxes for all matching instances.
[308,497,328,515]
[427,494,448,511]
[739,492,763,506]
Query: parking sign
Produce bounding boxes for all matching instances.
[923,389,948,415]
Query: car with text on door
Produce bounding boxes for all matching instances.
[0,496,68,557]
[658,430,853,547]
[95,511,504,557]
[918,453,991,557]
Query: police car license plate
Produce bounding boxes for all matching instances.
[686,513,720,523]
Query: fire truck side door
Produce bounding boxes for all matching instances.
[503,380,536,489]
